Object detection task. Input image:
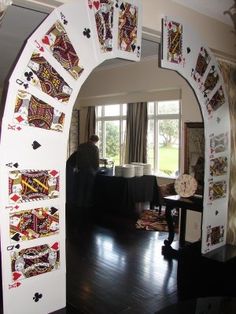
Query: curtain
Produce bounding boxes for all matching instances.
[68,109,79,157]
[79,106,96,144]
[125,102,147,164]
[218,60,236,245]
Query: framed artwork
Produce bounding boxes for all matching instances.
[184,122,204,193]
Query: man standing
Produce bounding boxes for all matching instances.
[76,134,100,210]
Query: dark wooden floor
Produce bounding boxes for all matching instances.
[62,206,179,314]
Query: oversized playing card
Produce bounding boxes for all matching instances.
[16,49,73,104]
[208,179,227,202]
[210,132,228,155]
[54,1,99,80]
[205,224,225,251]
[11,242,60,282]
[10,206,59,242]
[115,0,142,61]
[165,18,184,65]
[209,156,228,177]
[205,85,226,118]
[88,0,115,58]
[30,11,84,82]
[191,47,211,87]
[13,90,65,132]
[40,21,84,80]
[199,65,219,96]
[8,169,60,204]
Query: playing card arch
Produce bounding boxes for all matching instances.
[0,1,142,313]
[161,16,231,255]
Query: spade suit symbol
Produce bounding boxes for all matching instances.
[32,141,41,150]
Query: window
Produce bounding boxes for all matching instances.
[96,104,126,165]
[147,100,180,178]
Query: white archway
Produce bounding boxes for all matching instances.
[0,1,142,313]
[161,16,231,255]
[0,4,231,314]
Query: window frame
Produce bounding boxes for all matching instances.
[147,100,181,178]
[95,104,127,164]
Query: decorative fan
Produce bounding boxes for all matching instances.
[224,0,236,35]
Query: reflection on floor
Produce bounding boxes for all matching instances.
[55,206,179,313]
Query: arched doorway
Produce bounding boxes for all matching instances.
[0,3,231,314]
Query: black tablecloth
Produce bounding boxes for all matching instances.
[94,174,160,216]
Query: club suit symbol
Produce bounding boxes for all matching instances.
[33,292,43,302]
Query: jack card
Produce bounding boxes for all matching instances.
[34,20,84,81]
[10,206,59,242]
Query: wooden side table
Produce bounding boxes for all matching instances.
[162,195,203,258]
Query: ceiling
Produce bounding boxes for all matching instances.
[173,0,234,26]
[0,0,234,88]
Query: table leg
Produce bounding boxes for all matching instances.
[161,204,179,259]
[179,208,186,247]
[164,204,175,246]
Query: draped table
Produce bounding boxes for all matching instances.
[94,174,160,217]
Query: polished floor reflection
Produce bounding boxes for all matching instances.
[65,209,179,314]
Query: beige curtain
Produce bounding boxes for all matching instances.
[68,109,79,157]
[218,60,236,245]
[79,106,96,144]
[125,102,147,164]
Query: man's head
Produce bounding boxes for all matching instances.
[89,134,99,143]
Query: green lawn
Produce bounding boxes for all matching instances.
[159,146,178,175]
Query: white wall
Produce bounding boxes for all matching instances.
[77,56,202,175]
[142,0,236,60]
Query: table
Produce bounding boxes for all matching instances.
[94,174,160,217]
[162,195,203,258]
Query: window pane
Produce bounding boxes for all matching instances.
[104,104,120,116]
[158,119,179,177]
[97,121,103,155]
[97,106,102,117]
[158,100,179,114]
[105,120,120,165]
[147,119,154,171]
[148,102,154,115]
[121,120,126,165]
